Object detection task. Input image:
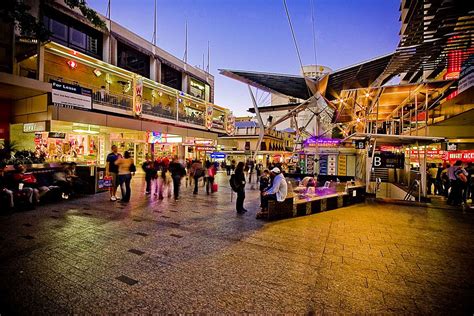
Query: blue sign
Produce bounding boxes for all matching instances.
[210,152,226,159]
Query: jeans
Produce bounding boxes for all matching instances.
[193,176,200,194]
[145,175,152,193]
[236,188,245,211]
[206,176,214,194]
[119,174,132,202]
[261,193,277,210]
[172,175,181,199]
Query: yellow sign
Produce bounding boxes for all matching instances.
[338,155,347,176]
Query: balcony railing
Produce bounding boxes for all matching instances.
[179,112,205,126]
[142,100,176,121]
[43,73,229,131]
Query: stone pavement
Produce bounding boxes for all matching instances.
[0,173,473,314]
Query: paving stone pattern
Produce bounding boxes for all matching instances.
[0,173,473,314]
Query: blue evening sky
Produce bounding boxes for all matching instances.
[87,0,400,116]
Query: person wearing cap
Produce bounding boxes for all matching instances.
[260,167,288,212]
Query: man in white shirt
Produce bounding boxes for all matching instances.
[261,167,288,211]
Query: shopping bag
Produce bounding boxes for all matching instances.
[212,183,218,192]
[98,176,113,189]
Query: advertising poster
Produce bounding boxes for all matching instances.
[51,80,92,110]
[205,103,213,130]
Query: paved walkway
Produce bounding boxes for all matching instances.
[1,173,473,314]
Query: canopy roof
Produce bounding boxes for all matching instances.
[219,53,394,101]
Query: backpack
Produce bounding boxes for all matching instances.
[456,170,467,183]
[230,174,239,192]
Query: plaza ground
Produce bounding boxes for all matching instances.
[0,173,473,314]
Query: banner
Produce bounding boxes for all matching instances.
[226,113,236,135]
[205,103,213,130]
[133,77,143,116]
[51,80,92,110]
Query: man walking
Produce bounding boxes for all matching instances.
[169,157,186,200]
[106,145,121,201]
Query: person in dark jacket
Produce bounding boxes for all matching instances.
[259,169,270,207]
[141,154,156,194]
[233,161,247,213]
[169,157,186,200]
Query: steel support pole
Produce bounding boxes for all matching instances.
[248,85,265,162]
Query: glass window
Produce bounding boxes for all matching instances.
[117,41,150,78]
[161,63,182,91]
[50,19,68,42]
[69,27,86,49]
[44,11,102,59]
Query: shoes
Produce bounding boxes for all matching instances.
[159,195,164,200]
[237,209,248,214]
[110,196,117,201]
[145,191,151,195]
[193,192,197,195]
[174,197,179,201]
[61,193,69,200]
[116,196,121,201]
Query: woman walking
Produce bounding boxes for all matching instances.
[169,157,186,200]
[115,151,134,203]
[205,160,217,194]
[233,162,247,213]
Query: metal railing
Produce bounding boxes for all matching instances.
[44,73,230,130]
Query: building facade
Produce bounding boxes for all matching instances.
[0,0,234,166]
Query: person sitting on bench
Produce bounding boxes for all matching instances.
[258,167,288,216]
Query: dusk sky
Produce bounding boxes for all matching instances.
[87,0,400,116]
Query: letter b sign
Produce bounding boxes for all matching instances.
[374,156,382,167]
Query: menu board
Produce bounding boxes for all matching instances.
[338,155,347,176]
[306,154,315,174]
[328,155,337,175]
[319,155,328,175]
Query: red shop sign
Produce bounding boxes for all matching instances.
[443,150,474,162]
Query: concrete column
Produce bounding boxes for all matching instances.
[102,33,111,63]
[182,73,188,94]
[150,56,157,82]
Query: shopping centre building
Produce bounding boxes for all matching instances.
[0,0,235,166]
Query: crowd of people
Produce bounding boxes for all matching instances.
[0,161,84,210]
[103,146,291,217]
[426,161,474,206]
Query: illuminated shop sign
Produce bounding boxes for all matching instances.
[210,152,226,159]
[23,122,47,133]
[48,132,66,139]
[51,80,92,110]
[195,140,215,146]
[304,137,340,147]
[373,152,405,169]
[147,132,182,144]
[444,150,474,162]
[196,146,216,151]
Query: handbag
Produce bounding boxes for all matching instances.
[212,183,218,192]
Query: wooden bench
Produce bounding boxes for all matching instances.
[267,197,294,220]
